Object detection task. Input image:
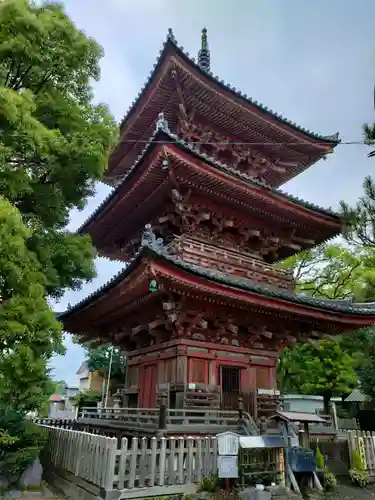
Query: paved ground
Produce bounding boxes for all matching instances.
[327,483,375,498]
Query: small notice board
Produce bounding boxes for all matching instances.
[218,455,238,478]
[216,432,240,479]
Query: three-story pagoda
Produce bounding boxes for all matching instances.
[61,29,375,415]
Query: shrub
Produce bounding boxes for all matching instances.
[323,470,337,491]
[352,449,365,472]
[315,446,325,469]
[73,389,102,408]
[197,475,221,493]
[349,468,369,488]
[0,404,47,478]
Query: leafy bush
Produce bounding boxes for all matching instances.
[349,468,369,487]
[197,475,221,492]
[315,446,325,469]
[323,470,337,491]
[0,405,47,477]
[352,449,365,472]
[73,389,101,407]
[349,449,368,487]
[0,429,17,446]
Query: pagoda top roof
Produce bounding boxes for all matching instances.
[119,29,340,144]
[61,228,375,323]
[79,121,340,235]
[107,29,340,184]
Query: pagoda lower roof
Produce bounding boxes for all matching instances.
[79,127,341,254]
[107,30,340,185]
[60,239,375,337]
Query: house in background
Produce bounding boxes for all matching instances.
[282,394,342,414]
[76,361,105,393]
[47,386,80,418]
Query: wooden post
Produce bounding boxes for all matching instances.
[158,394,167,431]
[331,401,339,434]
[238,396,244,420]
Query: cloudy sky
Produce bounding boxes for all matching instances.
[51,0,375,385]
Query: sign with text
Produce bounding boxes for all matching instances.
[217,432,240,456]
[218,455,239,478]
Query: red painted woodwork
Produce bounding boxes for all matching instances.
[109,37,337,185]
[140,364,157,408]
[60,30,375,415]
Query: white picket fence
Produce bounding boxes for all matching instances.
[41,425,217,490]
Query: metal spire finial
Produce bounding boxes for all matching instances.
[198,28,210,72]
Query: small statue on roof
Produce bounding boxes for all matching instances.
[141,224,164,251]
[155,112,170,133]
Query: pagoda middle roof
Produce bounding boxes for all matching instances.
[108,30,340,183]
[60,232,375,333]
[79,125,341,237]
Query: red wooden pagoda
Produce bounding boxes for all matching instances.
[61,29,375,420]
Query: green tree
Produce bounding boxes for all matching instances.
[341,176,375,254]
[278,244,375,300]
[0,0,116,411]
[0,198,62,410]
[359,339,375,399]
[278,341,357,413]
[277,244,375,411]
[86,344,126,383]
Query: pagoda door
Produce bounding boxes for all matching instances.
[219,365,241,410]
[140,364,157,408]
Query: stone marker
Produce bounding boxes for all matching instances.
[19,458,43,489]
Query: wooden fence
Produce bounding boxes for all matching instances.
[347,430,375,479]
[41,425,217,490]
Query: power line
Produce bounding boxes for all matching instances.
[112,139,369,146]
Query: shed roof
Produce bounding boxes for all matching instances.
[270,411,327,424]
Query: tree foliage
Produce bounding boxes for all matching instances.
[0,0,116,411]
[358,337,375,399]
[277,244,375,408]
[0,404,46,477]
[341,176,375,252]
[86,344,127,382]
[0,198,63,410]
[278,244,375,301]
[278,341,357,412]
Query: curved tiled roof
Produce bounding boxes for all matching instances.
[78,125,340,234]
[118,29,340,145]
[59,235,375,321]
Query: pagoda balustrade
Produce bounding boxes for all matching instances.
[77,387,282,436]
[171,235,295,289]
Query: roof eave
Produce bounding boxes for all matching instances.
[114,32,340,160]
[59,245,375,328]
[78,129,341,238]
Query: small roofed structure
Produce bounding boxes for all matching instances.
[269,411,327,425]
[49,393,64,403]
[345,388,368,403]
[269,411,328,448]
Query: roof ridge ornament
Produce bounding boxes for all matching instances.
[141,224,164,251]
[198,27,210,72]
[155,112,170,133]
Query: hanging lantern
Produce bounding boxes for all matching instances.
[149,279,158,292]
[162,159,169,170]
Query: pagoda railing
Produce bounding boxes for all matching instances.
[79,406,240,433]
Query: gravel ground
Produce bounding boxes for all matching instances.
[1,484,66,498]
